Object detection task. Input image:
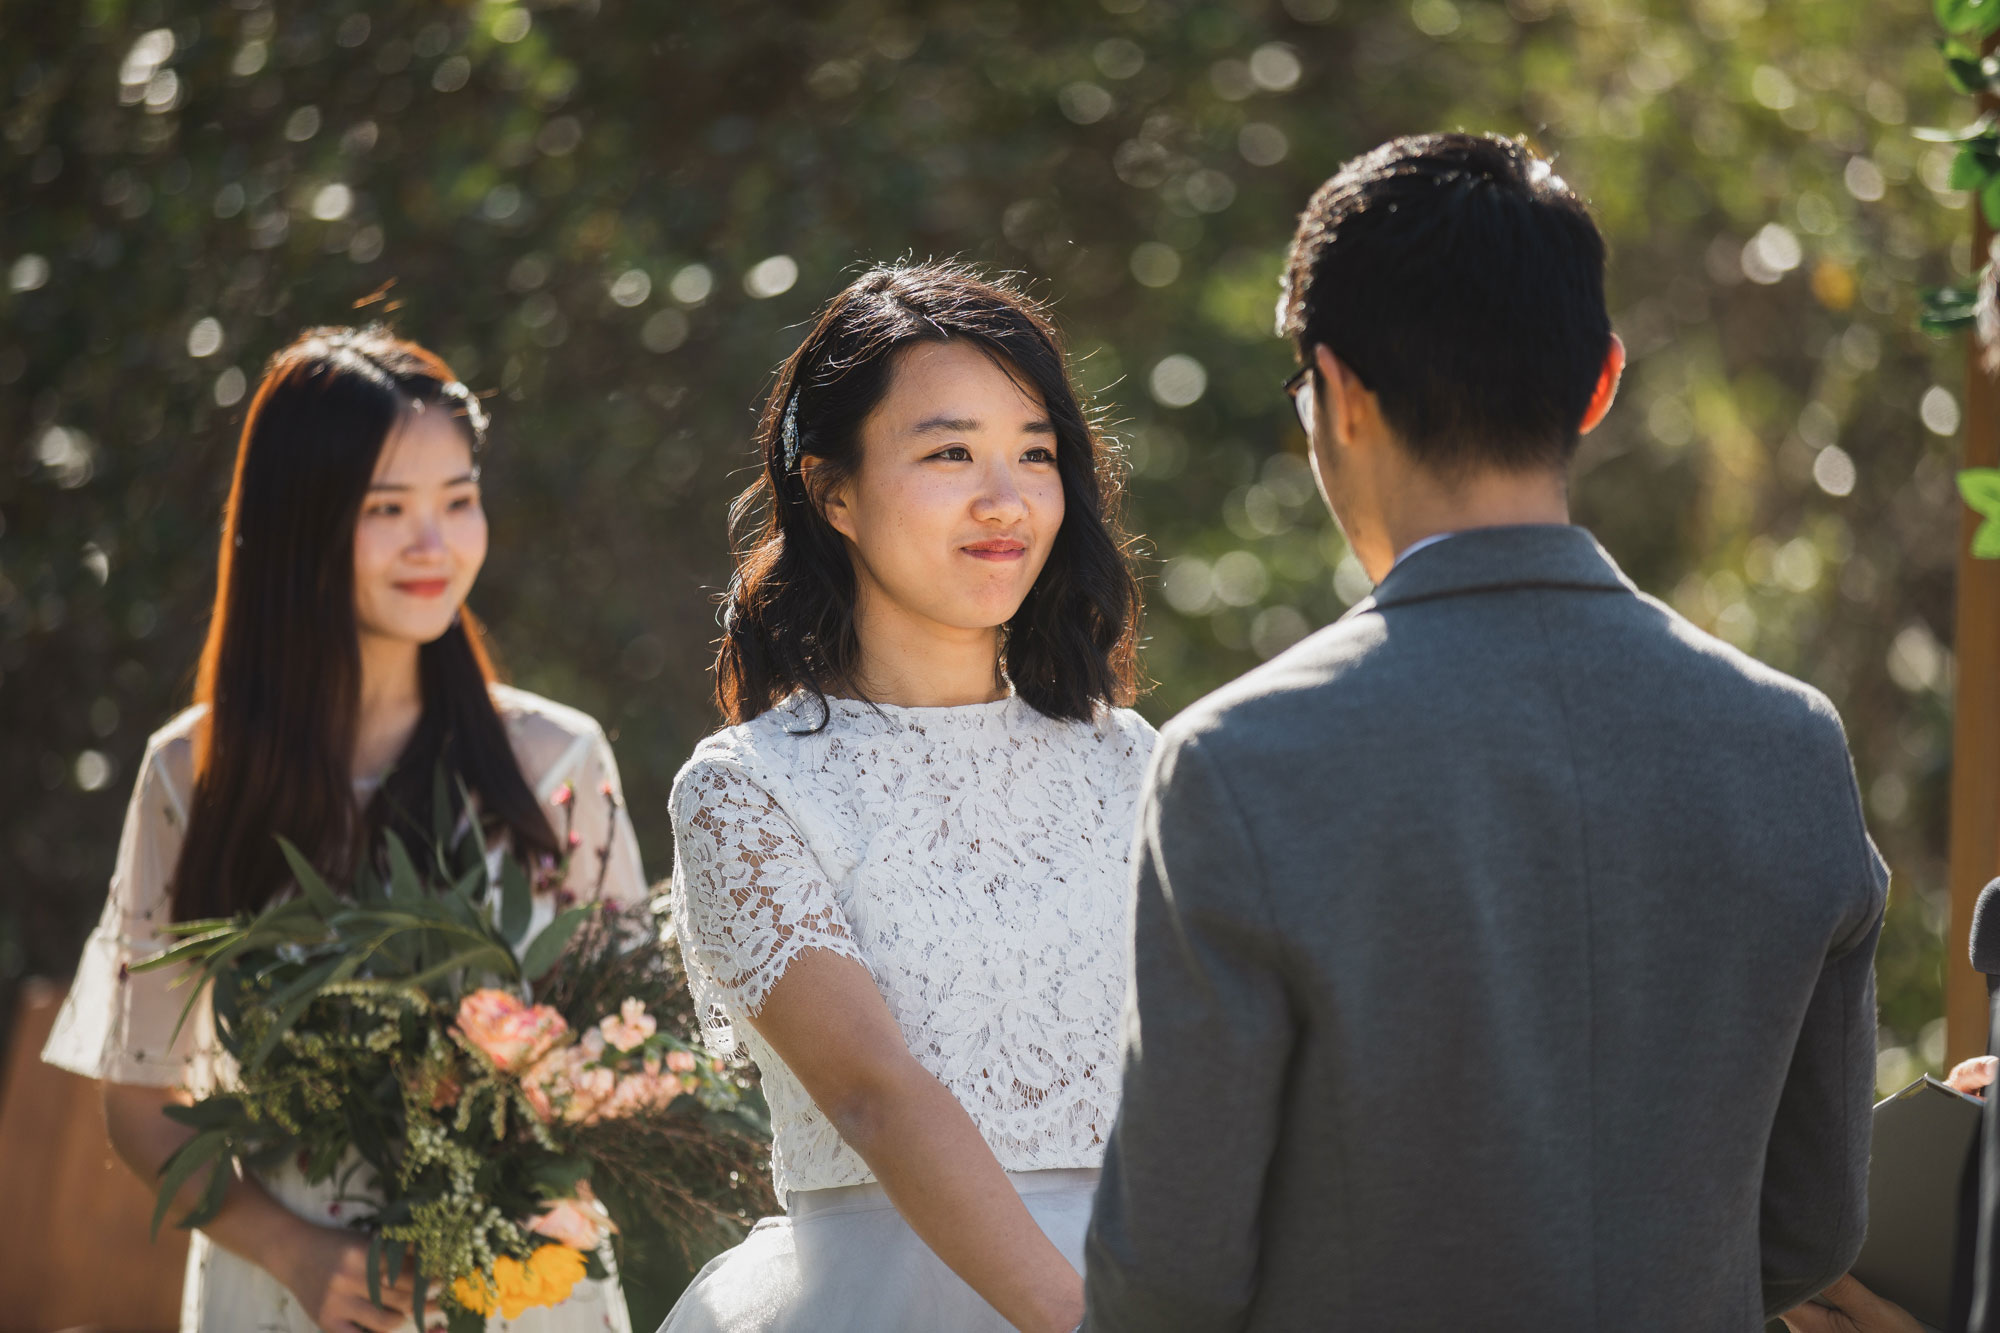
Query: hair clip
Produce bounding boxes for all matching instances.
[440,379,489,444]
[780,388,801,471]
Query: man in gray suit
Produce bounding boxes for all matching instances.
[1084,133,1887,1331]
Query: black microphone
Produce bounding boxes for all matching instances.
[1970,878,2000,977]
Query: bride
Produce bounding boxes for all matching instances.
[662,261,1153,1332]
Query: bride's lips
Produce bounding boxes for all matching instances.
[393,578,451,598]
[961,538,1027,562]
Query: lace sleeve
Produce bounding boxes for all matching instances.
[42,728,207,1088]
[668,758,866,1054]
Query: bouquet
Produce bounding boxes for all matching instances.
[138,772,774,1332]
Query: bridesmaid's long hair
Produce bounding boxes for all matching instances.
[716,260,1141,729]
[171,326,558,922]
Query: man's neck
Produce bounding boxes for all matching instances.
[1366,466,1570,580]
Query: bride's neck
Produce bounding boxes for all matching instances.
[844,591,1008,708]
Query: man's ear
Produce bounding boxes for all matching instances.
[1312,343,1375,450]
[1578,333,1625,436]
[800,455,856,542]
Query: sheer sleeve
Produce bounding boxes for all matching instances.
[550,725,649,912]
[668,757,867,1054]
[42,723,209,1089]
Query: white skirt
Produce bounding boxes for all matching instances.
[658,1168,1098,1332]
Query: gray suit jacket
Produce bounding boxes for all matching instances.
[1085,525,1886,1332]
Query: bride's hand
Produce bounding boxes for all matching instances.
[271,1222,420,1333]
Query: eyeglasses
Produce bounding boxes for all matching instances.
[1282,364,1315,440]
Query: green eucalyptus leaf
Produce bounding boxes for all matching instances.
[276,836,343,918]
[367,1231,386,1308]
[501,854,533,946]
[151,1129,228,1237]
[162,1096,248,1130]
[383,829,427,905]
[521,904,594,981]
[431,764,454,874]
[1962,469,2000,557]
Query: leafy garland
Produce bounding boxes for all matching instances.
[1920,0,2000,552]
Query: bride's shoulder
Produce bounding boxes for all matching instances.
[1091,703,1159,771]
[675,701,805,787]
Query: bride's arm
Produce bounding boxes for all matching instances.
[743,948,1085,1333]
[102,1082,419,1333]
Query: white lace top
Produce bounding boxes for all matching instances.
[669,692,1156,1196]
[44,685,651,1096]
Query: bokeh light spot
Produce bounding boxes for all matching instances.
[187,317,223,358]
[1149,354,1208,407]
[744,255,798,299]
[1812,444,1857,497]
[1921,385,1961,436]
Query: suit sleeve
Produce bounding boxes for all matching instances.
[1759,764,1888,1317]
[1085,732,1297,1333]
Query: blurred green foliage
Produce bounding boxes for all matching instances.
[0,0,1977,1313]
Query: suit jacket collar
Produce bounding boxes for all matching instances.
[1344,524,1635,618]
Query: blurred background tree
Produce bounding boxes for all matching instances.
[0,0,1972,1318]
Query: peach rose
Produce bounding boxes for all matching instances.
[455,989,569,1075]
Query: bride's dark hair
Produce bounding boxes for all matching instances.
[171,325,558,921]
[715,260,1141,729]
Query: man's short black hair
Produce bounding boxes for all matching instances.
[1278,132,1611,474]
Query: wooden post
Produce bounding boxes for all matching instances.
[1946,167,2000,1068]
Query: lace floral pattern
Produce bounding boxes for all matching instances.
[668,693,1155,1195]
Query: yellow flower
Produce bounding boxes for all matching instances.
[451,1244,588,1321]
[451,1268,498,1316]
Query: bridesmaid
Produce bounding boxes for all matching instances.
[43,327,644,1333]
[662,261,1154,1332]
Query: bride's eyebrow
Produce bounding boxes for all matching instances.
[910,416,980,435]
[367,471,479,492]
[907,416,1055,437]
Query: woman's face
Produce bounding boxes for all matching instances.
[820,340,1066,637]
[352,405,487,646]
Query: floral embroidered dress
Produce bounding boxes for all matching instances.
[44,685,645,1333]
[660,692,1155,1332]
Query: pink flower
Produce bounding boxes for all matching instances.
[455,989,568,1074]
[665,1049,697,1074]
[561,1063,618,1125]
[580,1028,607,1061]
[598,999,657,1053]
[552,782,574,807]
[586,1070,683,1124]
[530,1192,614,1250]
